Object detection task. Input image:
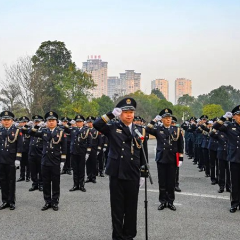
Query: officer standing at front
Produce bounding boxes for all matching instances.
[93,98,147,240]
[30,111,67,211]
[0,111,23,210]
[146,109,184,211]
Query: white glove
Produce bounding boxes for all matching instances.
[70,120,76,125]
[60,162,64,171]
[224,112,232,119]
[112,108,122,117]
[27,121,34,126]
[154,115,162,121]
[38,122,46,128]
[178,161,183,167]
[97,151,100,156]
[139,177,145,188]
[15,160,20,167]
[58,120,63,126]
[85,153,90,161]
[14,122,19,127]
[103,148,106,152]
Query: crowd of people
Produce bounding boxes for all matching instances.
[1,98,240,239]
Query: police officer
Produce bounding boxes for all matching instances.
[17,116,31,182]
[29,111,67,211]
[146,109,184,211]
[93,97,147,240]
[0,111,23,210]
[85,116,102,184]
[65,115,91,192]
[97,132,108,177]
[27,115,44,191]
[60,117,72,175]
[213,106,240,212]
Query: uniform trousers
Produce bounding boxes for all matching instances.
[157,162,176,204]
[29,156,42,188]
[188,138,194,157]
[20,152,30,179]
[86,148,97,180]
[230,162,240,207]
[41,165,60,204]
[175,167,180,187]
[203,148,210,175]
[209,150,218,182]
[97,150,105,174]
[199,147,205,169]
[0,163,16,204]
[218,160,231,189]
[63,144,71,171]
[71,154,86,187]
[109,176,139,240]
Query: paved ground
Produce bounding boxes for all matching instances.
[0,139,239,240]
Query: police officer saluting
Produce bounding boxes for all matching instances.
[0,111,23,210]
[146,108,184,211]
[17,116,31,182]
[29,111,67,211]
[93,98,147,240]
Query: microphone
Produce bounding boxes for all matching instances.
[134,127,144,140]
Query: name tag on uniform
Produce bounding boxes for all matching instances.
[232,128,236,131]
[116,129,122,133]
[160,131,164,134]
[0,132,2,135]
[44,133,47,136]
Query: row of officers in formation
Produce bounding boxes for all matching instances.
[181,106,240,213]
[1,97,240,239]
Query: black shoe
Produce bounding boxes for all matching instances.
[199,168,204,172]
[175,186,181,192]
[17,177,25,182]
[26,178,30,182]
[230,206,237,213]
[39,186,43,191]
[61,170,67,175]
[193,162,197,165]
[29,186,38,192]
[158,203,166,210]
[41,203,51,211]
[69,186,79,191]
[85,179,92,183]
[188,157,193,159]
[100,173,105,177]
[80,186,86,192]
[168,203,176,211]
[67,170,72,175]
[52,204,58,211]
[211,180,217,185]
[218,188,224,193]
[226,188,231,192]
[0,202,10,210]
[92,179,97,184]
[205,174,210,177]
[9,204,15,210]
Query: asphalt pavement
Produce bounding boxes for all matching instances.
[0,139,239,240]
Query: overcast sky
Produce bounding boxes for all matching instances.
[0,0,240,103]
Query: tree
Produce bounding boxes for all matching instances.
[173,105,193,123]
[202,104,224,119]
[177,94,195,106]
[31,40,73,112]
[92,95,114,116]
[151,89,166,100]
[0,84,21,111]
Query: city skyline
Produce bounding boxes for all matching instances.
[0,0,240,104]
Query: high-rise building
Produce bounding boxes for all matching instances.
[175,78,192,104]
[107,76,125,100]
[119,70,141,95]
[82,55,108,98]
[151,79,169,100]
